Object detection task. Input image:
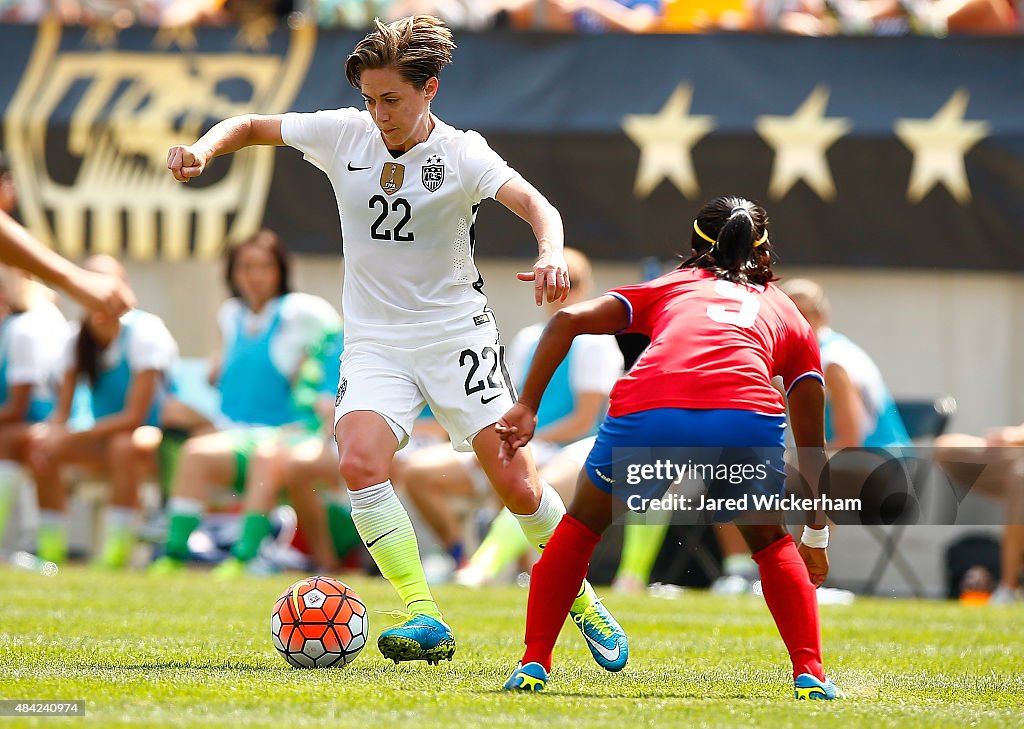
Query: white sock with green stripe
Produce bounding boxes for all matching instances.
[512,481,597,613]
[348,480,441,621]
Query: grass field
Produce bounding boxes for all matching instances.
[1,566,1023,728]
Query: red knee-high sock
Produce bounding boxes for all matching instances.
[752,534,824,681]
[521,514,601,672]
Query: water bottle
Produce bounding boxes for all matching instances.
[959,565,994,606]
[9,550,58,576]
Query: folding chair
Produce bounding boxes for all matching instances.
[862,396,957,596]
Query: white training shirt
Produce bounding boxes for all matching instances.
[281,109,518,348]
[818,327,889,435]
[217,293,340,380]
[1,303,68,396]
[58,310,178,377]
[507,322,624,396]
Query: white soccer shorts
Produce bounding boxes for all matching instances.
[334,331,516,453]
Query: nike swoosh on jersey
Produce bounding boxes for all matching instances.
[347,162,372,171]
[582,632,621,663]
[365,527,399,548]
[480,394,503,404]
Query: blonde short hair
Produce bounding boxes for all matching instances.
[779,278,830,320]
[563,247,593,297]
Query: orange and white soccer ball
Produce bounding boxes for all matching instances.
[271,576,368,668]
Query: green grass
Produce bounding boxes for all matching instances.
[1,566,1022,728]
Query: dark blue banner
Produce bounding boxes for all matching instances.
[1,23,1021,269]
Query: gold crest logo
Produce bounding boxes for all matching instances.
[380,163,405,196]
[3,20,315,260]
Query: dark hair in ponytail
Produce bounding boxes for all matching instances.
[75,322,102,387]
[679,196,776,286]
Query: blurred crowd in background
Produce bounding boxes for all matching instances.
[0,0,1019,37]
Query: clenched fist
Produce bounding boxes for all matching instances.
[167,145,208,182]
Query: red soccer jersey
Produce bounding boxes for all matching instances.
[606,268,822,417]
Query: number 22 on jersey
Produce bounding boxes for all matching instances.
[368,196,414,242]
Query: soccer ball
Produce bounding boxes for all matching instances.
[271,576,368,668]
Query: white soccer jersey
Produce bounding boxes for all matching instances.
[281,109,519,349]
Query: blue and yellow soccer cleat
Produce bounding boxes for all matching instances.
[503,662,548,692]
[794,673,846,700]
[570,599,628,672]
[377,613,456,665]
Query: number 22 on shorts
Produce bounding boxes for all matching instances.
[459,346,506,404]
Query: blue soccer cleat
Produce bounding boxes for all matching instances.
[503,662,549,692]
[377,612,456,665]
[570,598,628,672]
[794,673,846,700]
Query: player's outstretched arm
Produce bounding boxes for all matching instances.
[0,210,135,316]
[495,176,569,306]
[496,294,628,462]
[167,114,285,183]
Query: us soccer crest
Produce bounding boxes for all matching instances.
[380,163,405,195]
[3,20,314,260]
[422,155,444,193]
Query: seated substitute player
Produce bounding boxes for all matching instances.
[0,266,67,549]
[150,230,340,574]
[26,256,178,567]
[498,196,844,699]
[781,279,910,451]
[212,323,361,576]
[165,14,626,669]
[933,423,1024,605]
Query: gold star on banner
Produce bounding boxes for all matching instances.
[621,84,715,199]
[894,89,989,204]
[755,85,851,201]
[154,24,198,51]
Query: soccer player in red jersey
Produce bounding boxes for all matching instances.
[498,195,844,699]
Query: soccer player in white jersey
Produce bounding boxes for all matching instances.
[166,15,627,669]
